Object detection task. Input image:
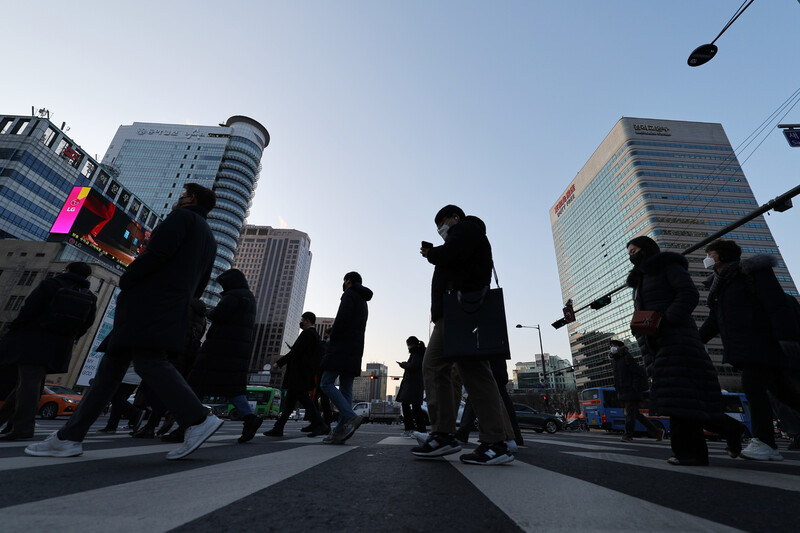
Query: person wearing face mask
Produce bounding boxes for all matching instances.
[608,340,664,442]
[699,239,800,461]
[319,272,373,444]
[415,205,513,465]
[263,312,329,438]
[625,235,746,466]
[27,183,224,461]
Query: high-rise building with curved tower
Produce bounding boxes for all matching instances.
[101,115,270,303]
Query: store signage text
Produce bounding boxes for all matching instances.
[554,184,576,217]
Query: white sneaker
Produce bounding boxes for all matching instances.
[25,431,83,457]
[740,438,784,461]
[166,415,223,460]
[413,431,429,446]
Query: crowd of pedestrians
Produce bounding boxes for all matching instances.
[1,193,799,470]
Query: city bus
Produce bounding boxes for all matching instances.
[580,387,752,437]
[203,386,281,420]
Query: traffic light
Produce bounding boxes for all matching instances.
[562,304,576,323]
[590,295,612,309]
[551,318,567,329]
[369,375,375,380]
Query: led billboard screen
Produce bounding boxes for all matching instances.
[50,186,150,267]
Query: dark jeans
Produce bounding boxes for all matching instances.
[59,349,208,443]
[670,414,744,462]
[741,364,800,447]
[624,400,661,437]
[2,365,47,436]
[104,383,139,430]
[273,389,324,430]
[402,402,426,432]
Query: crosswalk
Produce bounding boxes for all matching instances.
[0,420,796,532]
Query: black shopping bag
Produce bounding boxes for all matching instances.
[442,287,511,361]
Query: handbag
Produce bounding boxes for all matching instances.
[442,268,510,361]
[630,310,661,336]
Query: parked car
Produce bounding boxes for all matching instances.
[513,403,563,434]
[0,385,84,420]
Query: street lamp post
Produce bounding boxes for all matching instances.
[516,324,547,392]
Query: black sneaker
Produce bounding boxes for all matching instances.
[306,424,330,437]
[299,424,313,433]
[238,416,264,443]
[262,427,284,437]
[411,433,462,458]
[459,442,515,465]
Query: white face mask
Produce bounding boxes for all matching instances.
[437,224,450,240]
[703,256,716,269]
[610,346,619,354]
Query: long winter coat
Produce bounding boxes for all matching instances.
[277,326,321,391]
[0,272,96,373]
[108,205,216,355]
[699,254,800,369]
[426,215,493,322]
[188,269,256,397]
[610,346,647,402]
[321,283,373,377]
[395,343,425,404]
[627,251,726,420]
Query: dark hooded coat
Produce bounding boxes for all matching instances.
[321,283,373,376]
[425,215,493,323]
[277,326,321,391]
[188,269,256,397]
[610,345,648,402]
[627,251,726,420]
[699,254,800,369]
[395,342,425,404]
[0,272,96,373]
[109,204,216,355]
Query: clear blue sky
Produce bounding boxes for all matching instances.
[4,2,799,382]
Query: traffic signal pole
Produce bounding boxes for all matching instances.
[551,183,800,329]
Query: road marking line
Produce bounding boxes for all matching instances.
[565,452,800,492]
[0,445,353,532]
[522,438,630,451]
[446,455,744,532]
[0,443,226,472]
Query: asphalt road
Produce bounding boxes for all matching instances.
[0,417,797,532]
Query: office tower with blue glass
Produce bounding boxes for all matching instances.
[550,117,798,391]
[101,116,270,302]
[0,112,159,241]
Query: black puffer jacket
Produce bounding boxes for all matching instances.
[0,272,96,373]
[627,252,726,420]
[189,269,256,397]
[426,215,492,322]
[700,254,800,369]
[321,283,373,377]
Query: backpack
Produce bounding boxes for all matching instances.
[40,279,96,337]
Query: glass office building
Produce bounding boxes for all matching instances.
[101,116,270,302]
[233,225,311,380]
[0,113,160,242]
[550,117,797,391]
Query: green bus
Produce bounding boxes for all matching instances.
[203,386,281,420]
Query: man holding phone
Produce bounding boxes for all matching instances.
[414,205,513,465]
